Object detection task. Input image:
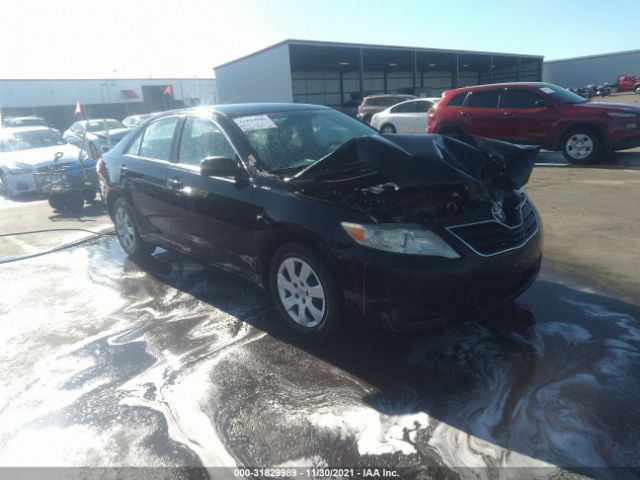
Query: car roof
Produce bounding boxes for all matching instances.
[445,82,555,95]
[364,93,415,99]
[149,103,333,120]
[9,116,46,120]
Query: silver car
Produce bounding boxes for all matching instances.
[63,119,130,159]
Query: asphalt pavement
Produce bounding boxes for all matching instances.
[0,165,639,479]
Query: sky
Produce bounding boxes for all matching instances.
[1,0,637,79]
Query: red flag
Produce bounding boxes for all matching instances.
[163,85,172,95]
[74,101,82,115]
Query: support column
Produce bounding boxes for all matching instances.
[516,57,521,82]
[453,53,459,89]
[358,48,364,100]
[413,51,417,90]
[489,55,494,83]
[383,71,388,93]
[339,70,344,103]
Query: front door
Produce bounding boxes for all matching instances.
[500,88,557,145]
[164,116,257,276]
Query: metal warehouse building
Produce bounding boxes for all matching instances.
[214,39,544,105]
[543,49,640,88]
[0,78,217,130]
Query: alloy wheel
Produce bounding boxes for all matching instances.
[276,256,326,328]
[114,205,136,252]
[566,134,594,161]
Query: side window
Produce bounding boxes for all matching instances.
[390,102,412,113]
[503,90,542,109]
[125,132,143,156]
[416,100,433,112]
[466,90,500,108]
[178,117,236,166]
[139,117,179,161]
[446,92,467,107]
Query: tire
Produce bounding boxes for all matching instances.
[269,242,344,339]
[83,187,97,203]
[48,194,67,211]
[112,197,155,259]
[560,128,602,165]
[0,172,14,198]
[66,191,85,211]
[635,86,640,95]
[381,123,396,134]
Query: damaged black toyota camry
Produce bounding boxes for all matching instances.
[99,104,543,339]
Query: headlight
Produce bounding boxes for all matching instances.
[341,222,460,258]
[7,167,32,175]
[605,111,637,118]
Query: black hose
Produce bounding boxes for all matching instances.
[0,227,115,265]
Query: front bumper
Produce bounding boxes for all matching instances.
[335,225,543,332]
[3,172,37,196]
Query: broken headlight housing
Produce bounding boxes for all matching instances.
[341,222,460,258]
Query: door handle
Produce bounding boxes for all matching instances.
[120,165,128,175]
[503,111,515,116]
[459,111,471,117]
[168,177,183,190]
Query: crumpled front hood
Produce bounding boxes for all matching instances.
[289,134,539,192]
[0,143,81,169]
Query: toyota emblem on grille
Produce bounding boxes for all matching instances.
[492,205,506,223]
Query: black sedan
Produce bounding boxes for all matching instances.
[99,104,543,339]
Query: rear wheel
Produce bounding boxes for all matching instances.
[269,243,343,339]
[112,197,155,259]
[561,128,601,164]
[381,123,396,134]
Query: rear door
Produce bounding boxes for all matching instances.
[119,116,180,243]
[501,88,557,144]
[459,89,503,137]
[164,115,257,276]
[387,101,417,133]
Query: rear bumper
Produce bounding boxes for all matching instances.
[335,227,543,332]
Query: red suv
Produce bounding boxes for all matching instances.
[427,82,640,164]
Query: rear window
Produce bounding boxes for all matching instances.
[446,92,467,107]
[466,90,500,108]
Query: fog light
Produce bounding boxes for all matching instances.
[625,122,638,130]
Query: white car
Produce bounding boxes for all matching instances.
[0,127,85,197]
[370,97,440,134]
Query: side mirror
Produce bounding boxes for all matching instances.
[534,99,551,109]
[200,156,242,177]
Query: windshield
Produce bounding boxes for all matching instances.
[86,119,124,132]
[234,109,375,174]
[0,129,66,152]
[539,84,589,104]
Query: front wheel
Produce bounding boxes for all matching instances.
[381,123,397,134]
[112,197,155,259]
[561,128,601,165]
[269,243,344,339]
[635,86,640,94]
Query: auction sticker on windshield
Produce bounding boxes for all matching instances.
[539,87,555,94]
[234,115,277,132]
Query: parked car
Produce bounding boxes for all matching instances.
[122,113,154,128]
[63,119,130,159]
[0,127,85,197]
[356,94,416,124]
[2,116,62,135]
[427,82,640,164]
[99,104,543,339]
[614,74,639,93]
[333,100,361,118]
[370,98,439,133]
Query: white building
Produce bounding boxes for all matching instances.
[0,78,216,129]
[214,39,543,106]
[543,49,640,88]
